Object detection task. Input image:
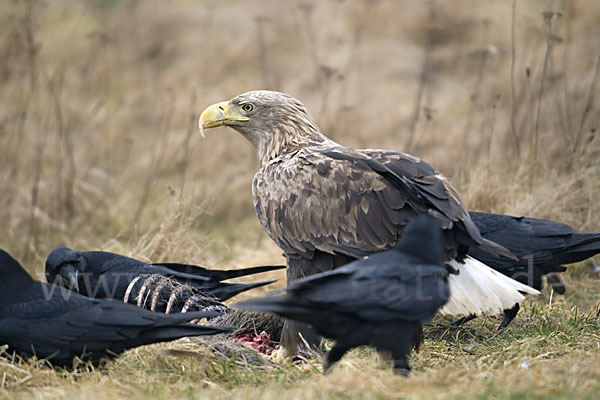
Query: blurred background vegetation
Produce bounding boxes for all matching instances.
[0,0,598,278]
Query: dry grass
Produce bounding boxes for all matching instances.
[0,0,599,398]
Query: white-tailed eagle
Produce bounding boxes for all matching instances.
[198,90,539,351]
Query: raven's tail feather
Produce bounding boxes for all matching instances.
[208,280,278,302]
[233,296,314,319]
[137,324,232,343]
[557,232,600,265]
[154,263,286,280]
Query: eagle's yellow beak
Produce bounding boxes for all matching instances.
[198,101,248,138]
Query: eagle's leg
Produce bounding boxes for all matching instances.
[280,256,325,354]
[281,319,322,353]
[450,314,477,326]
[323,343,351,374]
[498,303,519,330]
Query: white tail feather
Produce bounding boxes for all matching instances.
[439,256,540,316]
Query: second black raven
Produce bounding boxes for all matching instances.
[463,211,600,328]
[0,250,232,367]
[234,215,449,375]
[45,248,284,303]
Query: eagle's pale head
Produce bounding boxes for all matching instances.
[199,90,328,164]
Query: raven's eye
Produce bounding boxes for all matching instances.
[241,103,255,113]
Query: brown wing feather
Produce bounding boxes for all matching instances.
[252,144,483,262]
[365,149,485,253]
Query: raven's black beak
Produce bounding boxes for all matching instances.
[58,265,79,292]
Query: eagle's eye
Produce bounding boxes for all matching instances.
[240,103,255,113]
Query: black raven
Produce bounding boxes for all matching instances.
[234,215,449,375]
[0,250,232,367]
[45,248,284,303]
[462,211,600,328]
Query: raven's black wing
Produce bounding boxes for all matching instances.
[469,211,600,274]
[0,282,229,366]
[237,252,449,323]
[152,263,285,281]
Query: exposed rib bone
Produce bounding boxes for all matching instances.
[165,285,190,314]
[181,294,204,313]
[123,275,143,304]
[136,275,162,307]
[150,279,167,311]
